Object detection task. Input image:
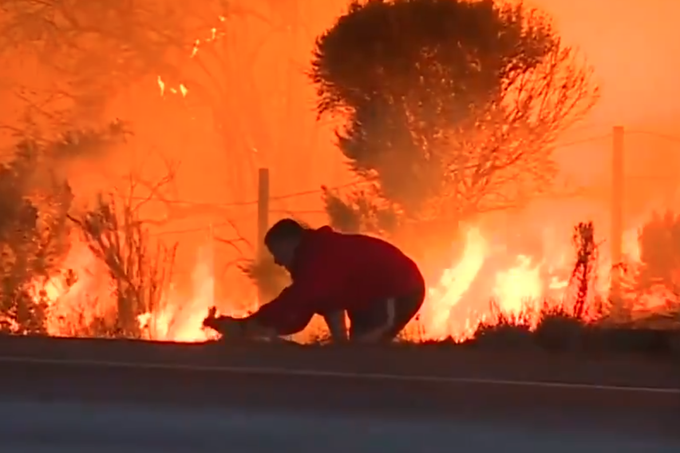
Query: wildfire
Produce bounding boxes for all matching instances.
[27,218,660,344]
[31,240,257,343]
[418,226,571,341]
[493,255,543,315]
[32,237,115,337]
[421,228,488,339]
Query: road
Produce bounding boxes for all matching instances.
[0,336,678,452]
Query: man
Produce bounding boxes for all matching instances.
[203,218,425,343]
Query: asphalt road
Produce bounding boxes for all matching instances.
[2,399,678,453]
[0,335,678,451]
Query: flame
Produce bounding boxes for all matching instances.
[137,245,219,342]
[492,255,542,314]
[158,75,188,97]
[417,228,551,341]
[31,237,115,337]
[412,220,652,342]
[157,75,165,96]
[421,227,487,339]
[27,217,670,344]
[157,15,226,98]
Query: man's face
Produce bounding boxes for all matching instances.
[267,238,297,271]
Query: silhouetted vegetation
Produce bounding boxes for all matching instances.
[632,211,680,306]
[312,0,598,239]
[69,191,177,338]
[0,126,123,333]
[0,0,675,359]
[451,219,679,355]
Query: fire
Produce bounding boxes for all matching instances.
[421,228,487,339]
[417,227,564,341]
[30,240,256,343]
[492,255,543,314]
[157,75,188,97]
[32,237,115,337]
[137,245,224,342]
[26,220,668,343]
[156,15,226,98]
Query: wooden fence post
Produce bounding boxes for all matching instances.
[256,168,270,306]
[610,126,626,319]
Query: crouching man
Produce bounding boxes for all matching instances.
[203,218,425,343]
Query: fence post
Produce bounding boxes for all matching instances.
[256,168,270,306]
[610,126,625,319]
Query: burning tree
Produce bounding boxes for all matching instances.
[311,0,599,243]
[69,174,178,338]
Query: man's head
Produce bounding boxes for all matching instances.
[264,218,306,270]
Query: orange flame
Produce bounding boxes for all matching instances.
[29,211,673,344]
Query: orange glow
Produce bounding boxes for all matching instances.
[3,1,679,341]
[28,216,660,343]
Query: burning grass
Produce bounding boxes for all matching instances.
[398,220,680,355]
[16,203,680,356]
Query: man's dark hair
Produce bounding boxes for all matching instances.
[264,218,305,246]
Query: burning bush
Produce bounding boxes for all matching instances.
[69,193,177,338]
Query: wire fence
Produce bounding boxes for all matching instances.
[135,127,680,238]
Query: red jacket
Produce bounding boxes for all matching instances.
[251,226,424,335]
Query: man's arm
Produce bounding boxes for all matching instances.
[203,259,339,339]
[322,310,348,342]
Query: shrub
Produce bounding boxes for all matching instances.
[70,193,177,338]
[533,304,588,351]
[467,301,535,349]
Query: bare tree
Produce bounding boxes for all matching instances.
[68,172,178,338]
